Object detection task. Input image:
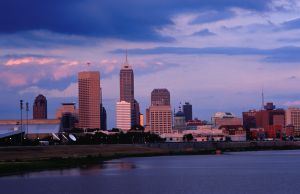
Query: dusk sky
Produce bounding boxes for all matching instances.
[1,0,300,128]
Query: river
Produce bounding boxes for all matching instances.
[1,150,300,194]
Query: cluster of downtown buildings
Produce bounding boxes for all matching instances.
[1,57,300,143]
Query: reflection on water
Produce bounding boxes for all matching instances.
[2,150,300,194]
[5,161,136,179]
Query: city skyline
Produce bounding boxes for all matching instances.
[1,0,300,129]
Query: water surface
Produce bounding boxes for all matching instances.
[1,150,300,194]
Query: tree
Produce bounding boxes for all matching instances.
[111,128,121,132]
[129,124,145,132]
[183,134,193,142]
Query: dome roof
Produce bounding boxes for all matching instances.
[175,111,185,117]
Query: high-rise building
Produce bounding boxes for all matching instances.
[116,101,131,132]
[183,102,192,122]
[148,106,173,134]
[60,112,78,131]
[56,102,77,119]
[285,107,300,136]
[33,94,47,119]
[255,103,285,130]
[242,110,257,131]
[243,103,286,139]
[78,71,101,129]
[99,87,107,130]
[119,55,140,126]
[100,105,107,131]
[120,61,134,103]
[151,89,170,106]
[146,88,172,134]
[140,113,144,126]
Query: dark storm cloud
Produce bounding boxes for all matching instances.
[112,46,300,63]
[0,0,271,42]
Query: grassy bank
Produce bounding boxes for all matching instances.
[1,143,300,176]
[0,145,218,176]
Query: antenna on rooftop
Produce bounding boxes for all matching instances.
[261,88,265,110]
[124,49,129,65]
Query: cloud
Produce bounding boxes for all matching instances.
[192,29,216,36]
[284,100,300,107]
[112,46,300,63]
[189,10,235,25]
[281,17,300,30]
[19,83,78,98]
[0,0,271,42]
[0,30,101,49]
[5,57,55,66]
[277,37,300,42]
[0,72,28,86]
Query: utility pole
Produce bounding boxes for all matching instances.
[20,100,23,145]
[26,102,29,139]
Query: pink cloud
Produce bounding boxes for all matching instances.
[5,57,55,66]
[284,100,300,107]
[100,59,118,73]
[0,72,28,86]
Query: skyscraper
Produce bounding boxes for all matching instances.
[33,94,47,119]
[285,107,300,136]
[116,101,131,132]
[148,106,173,134]
[151,89,170,106]
[119,54,140,126]
[78,71,101,129]
[146,88,172,134]
[100,105,107,131]
[120,59,134,103]
[183,102,192,122]
[100,87,107,130]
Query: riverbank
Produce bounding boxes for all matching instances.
[1,141,300,176]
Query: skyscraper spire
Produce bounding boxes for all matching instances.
[261,88,265,110]
[125,49,128,65]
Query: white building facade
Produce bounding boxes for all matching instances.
[116,101,131,133]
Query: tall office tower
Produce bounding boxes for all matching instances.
[146,88,172,134]
[286,107,300,136]
[140,113,144,126]
[148,106,173,134]
[100,105,107,131]
[78,71,101,129]
[120,60,134,103]
[183,102,192,122]
[33,94,47,119]
[151,89,170,106]
[119,55,139,126]
[99,87,107,130]
[116,101,131,132]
